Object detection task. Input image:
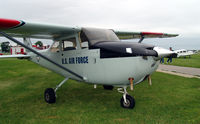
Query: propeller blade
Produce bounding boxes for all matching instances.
[153,47,177,60]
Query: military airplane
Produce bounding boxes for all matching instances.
[0,18,178,109]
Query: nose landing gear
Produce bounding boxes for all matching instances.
[118,87,135,109]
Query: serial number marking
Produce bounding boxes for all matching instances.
[62,56,88,64]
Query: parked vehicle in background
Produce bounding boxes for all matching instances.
[1,41,10,53]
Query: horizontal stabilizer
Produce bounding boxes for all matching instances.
[0,54,30,58]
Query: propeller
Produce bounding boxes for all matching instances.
[153,47,177,61]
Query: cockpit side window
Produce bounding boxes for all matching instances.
[62,37,76,51]
[50,41,59,52]
[81,42,89,49]
[80,31,89,49]
[50,37,77,52]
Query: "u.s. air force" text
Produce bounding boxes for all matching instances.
[62,56,88,64]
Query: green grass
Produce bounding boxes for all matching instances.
[163,52,200,68]
[0,59,200,124]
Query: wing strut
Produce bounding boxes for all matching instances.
[0,31,84,80]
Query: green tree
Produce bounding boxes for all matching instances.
[35,41,43,48]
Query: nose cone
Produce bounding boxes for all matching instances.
[153,47,176,60]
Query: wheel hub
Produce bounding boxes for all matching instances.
[123,99,130,107]
[45,93,50,101]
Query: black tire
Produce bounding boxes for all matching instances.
[120,95,135,109]
[44,88,56,103]
[103,85,114,90]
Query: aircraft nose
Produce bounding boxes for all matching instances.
[153,47,176,60]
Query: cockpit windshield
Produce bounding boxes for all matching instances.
[80,28,120,47]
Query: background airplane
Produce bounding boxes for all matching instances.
[174,49,196,58]
[0,18,178,109]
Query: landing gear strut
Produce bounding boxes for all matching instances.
[118,87,135,109]
[44,78,69,104]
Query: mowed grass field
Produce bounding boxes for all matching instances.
[164,52,200,68]
[0,59,200,124]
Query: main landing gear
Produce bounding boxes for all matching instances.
[44,78,69,104]
[44,78,135,109]
[118,87,135,109]
[44,88,56,103]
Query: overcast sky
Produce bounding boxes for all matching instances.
[0,0,200,49]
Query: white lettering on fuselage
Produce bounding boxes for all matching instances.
[62,56,88,64]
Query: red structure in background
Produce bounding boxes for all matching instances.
[16,48,25,54]
[10,45,50,55]
[10,46,26,55]
[32,45,50,50]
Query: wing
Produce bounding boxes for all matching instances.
[0,18,178,41]
[0,18,81,40]
[114,31,179,40]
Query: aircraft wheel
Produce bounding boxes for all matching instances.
[103,85,114,90]
[120,95,135,109]
[44,88,56,103]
